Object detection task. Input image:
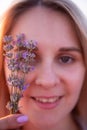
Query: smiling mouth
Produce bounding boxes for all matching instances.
[31,96,62,103]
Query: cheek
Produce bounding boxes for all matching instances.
[65,67,85,105]
[18,98,30,112]
[25,69,37,84]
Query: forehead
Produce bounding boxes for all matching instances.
[11,6,79,48]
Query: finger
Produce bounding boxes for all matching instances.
[0,114,29,129]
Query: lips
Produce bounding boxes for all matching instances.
[30,96,63,109]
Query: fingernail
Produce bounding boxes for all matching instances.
[17,115,28,123]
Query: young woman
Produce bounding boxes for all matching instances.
[0,0,87,129]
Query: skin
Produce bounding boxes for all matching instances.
[4,6,85,130]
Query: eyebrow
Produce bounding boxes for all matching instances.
[59,47,82,53]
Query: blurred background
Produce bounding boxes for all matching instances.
[0,0,87,17]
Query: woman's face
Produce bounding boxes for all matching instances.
[5,7,85,129]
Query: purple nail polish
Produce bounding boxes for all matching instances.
[17,115,28,123]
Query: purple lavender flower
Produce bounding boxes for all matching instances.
[22,51,30,59]
[16,51,22,60]
[3,44,14,52]
[5,52,13,58]
[8,74,24,89]
[30,52,36,58]
[22,83,30,91]
[23,41,30,48]
[6,101,19,113]
[10,93,21,102]
[29,40,38,50]
[7,59,19,71]
[16,39,24,47]
[16,33,25,41]
[19,62,31,73]
[24,40,37,50]
[16,33,25,47]
[3,35,13,43]
[29,66,35,71]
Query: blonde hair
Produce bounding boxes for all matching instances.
[0,0,87,124]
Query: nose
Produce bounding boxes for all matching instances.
[35,63,59,89]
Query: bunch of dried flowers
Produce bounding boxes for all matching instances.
[3,33,37,114]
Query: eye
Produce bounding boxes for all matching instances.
[58,55,75,64]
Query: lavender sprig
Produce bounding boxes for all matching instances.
[3,33,37,114]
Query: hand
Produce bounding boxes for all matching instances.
[0,114,28,130]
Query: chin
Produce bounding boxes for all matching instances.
[31,118,58,129]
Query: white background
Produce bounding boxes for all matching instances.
[0,0,87,17]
